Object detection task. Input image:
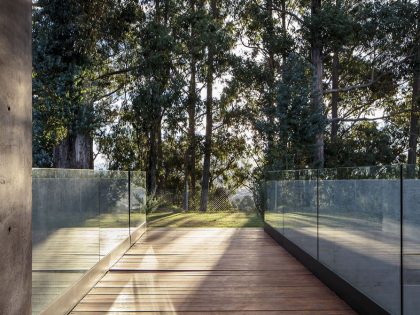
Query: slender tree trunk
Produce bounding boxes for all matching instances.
[53,133,94,169]
[147,123,158,196]
[408,1,420,165]
[200,0,217,212]
[331,51,339,141]
[184,0,198,210]
[157,119,163,192]
[311,0,325,168]
[155,0,161,22]
[408,80,420,165]
[266,0,276,164]
[281,0,287,67]
[188,64,197,195]
[199,55,214,212]
[183,151,189,210]
[267,0,275,75]
[147,0,166,196]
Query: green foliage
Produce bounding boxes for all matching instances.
[326,122,405,167]
[32,0,138,167]
[32,0,420,209]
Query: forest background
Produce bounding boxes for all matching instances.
[32,0,420,211]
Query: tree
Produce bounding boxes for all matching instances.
[33,0,137,168]
[310,0,325,167]
[327,122,403,167]
[128,0,184,195]
[32,0,420,214]
[199,0,235,211]
[408,0,420,165]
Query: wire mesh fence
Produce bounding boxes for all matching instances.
[148,186,257,213]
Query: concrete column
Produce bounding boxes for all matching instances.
[0,0,32,314]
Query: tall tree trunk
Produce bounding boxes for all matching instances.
[184,0,198,210]
[200,0,217,212]
[266,0,276,164]
[267,0,275,75]
[155,0,161,22]
[311,0,325,168]
[409,80,420,165]
[157,120,163,192]
[53,133,94,169]
[331,50,339,141]
[147,124,158,196]
[188,64,197,195]
[183,151,190,210]
[408,1,420,166]
[148,0,166,196]
[281,0,287,67]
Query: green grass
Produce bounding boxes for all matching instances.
[83,212,145,228]
[147,211,263,228]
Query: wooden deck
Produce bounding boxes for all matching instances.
[32,228,131,314]
[70,228,355,314]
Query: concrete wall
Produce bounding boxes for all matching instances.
[0,0,32,314]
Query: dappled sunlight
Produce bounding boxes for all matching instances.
[100,228,130,257]
[71,227,354,313]
[147,211,263,228]
[33,227,99,271]
[32,227,100,314]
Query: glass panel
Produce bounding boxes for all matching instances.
[32,169,100,314]
[99,170,130,257]
[265,179,283,233]
[283,170,317,258]
[403,165,420,315]
[266,170,318,257]
[318,166,401,315]
[130,171,147,234]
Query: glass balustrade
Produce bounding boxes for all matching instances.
[31,169,146,314]
[265,165,420,315]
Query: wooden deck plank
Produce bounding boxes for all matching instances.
[71,228,356,314]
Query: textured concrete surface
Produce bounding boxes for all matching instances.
[0,0,32,314]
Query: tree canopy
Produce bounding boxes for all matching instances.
[33,0,420,209]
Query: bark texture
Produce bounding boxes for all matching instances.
[311,0,325,168]
[200,0,217,212]
[184,0,198,210]
[53,134,94,169]
[408,1,420,165]
[331,51,339,141]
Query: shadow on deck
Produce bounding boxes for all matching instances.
[70,228,355,314]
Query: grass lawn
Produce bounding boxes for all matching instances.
[82,212,145,228]
[147,211,263,228]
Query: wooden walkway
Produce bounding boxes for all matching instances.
[71,228,355,314]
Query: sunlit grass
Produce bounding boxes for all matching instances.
[147,211,263,228]
[83,212,145,228]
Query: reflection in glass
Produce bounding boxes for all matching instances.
[265,166,403,315]
[99,171,129,257]
[32,169,100,314]
[32,169,146,314]
[266,170,318,258]
[130,171,147,238]
[403,165,420,315]
[318,166,401,315]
